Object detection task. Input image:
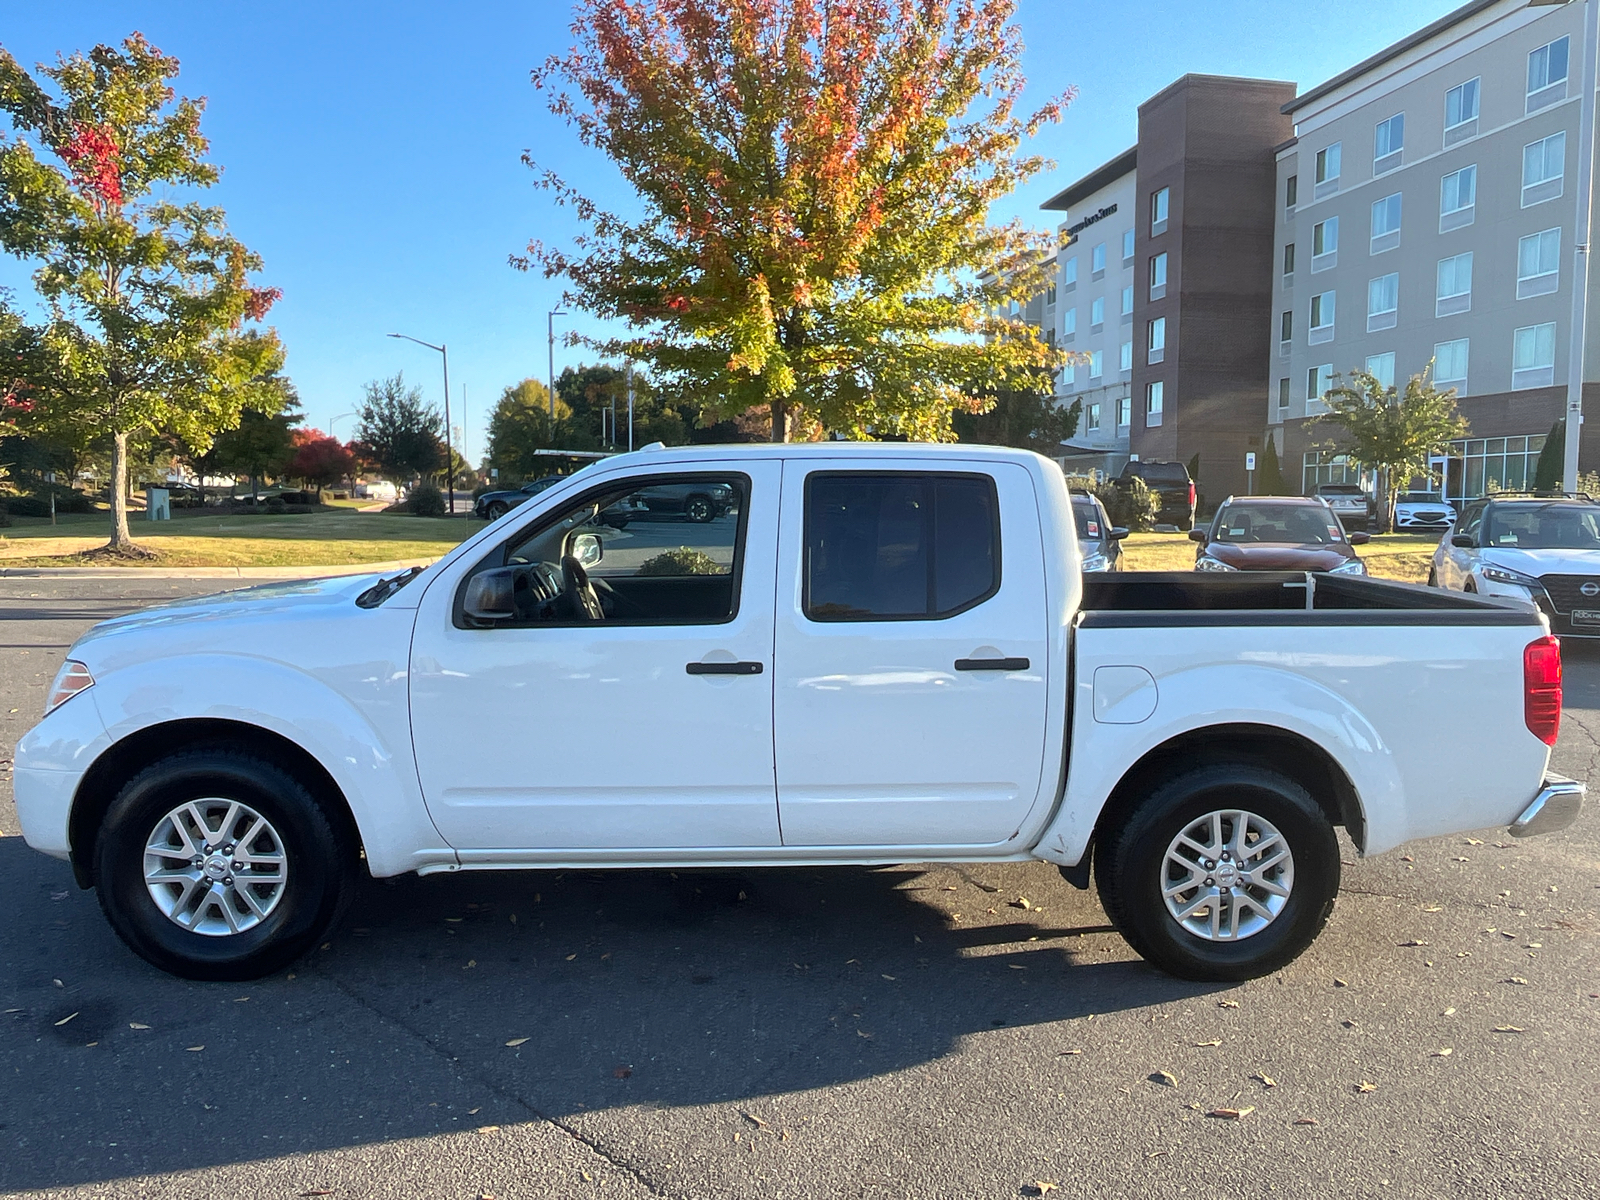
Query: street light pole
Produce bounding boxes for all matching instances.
[548,309,568,425]
[328,411,355,439]
[387,332,456,516]
[1560,0,1600,492]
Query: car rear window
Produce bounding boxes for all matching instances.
[1127,463,1188,484]
[804,473,1000,621]
[1213,503,1343,545]
[1071,498,1104,540]
[1318,485,1363,496]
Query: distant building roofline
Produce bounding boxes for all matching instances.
[1283,0,1503,115]
[1040,147,1137,213]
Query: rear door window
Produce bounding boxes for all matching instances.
[803,473,1000,621]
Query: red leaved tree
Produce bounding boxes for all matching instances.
[288,429,356,493]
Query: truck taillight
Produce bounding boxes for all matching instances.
[1524,636,1562,746]
[1187,482,1196,508]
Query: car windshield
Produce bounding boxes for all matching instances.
[1401,493,1446,503]
[1071,499,1105,541]
[1484,504,1600,550]
[1318,486,1362,496]
[1212,504,1342,545]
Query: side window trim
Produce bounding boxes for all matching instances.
[452,470,753,630]
[800,470,1002,624]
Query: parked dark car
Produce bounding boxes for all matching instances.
[602,481,737,528]
[1070,490,1128,572]
[1190,496,1368,574]
[1314,482,1373,532]
[474,476,565,521]
[1115,460,1196,530]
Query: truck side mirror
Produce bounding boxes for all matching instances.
[462,568,517,622]
[1348,531,1370,546]
[1451,533,1474,548]
[570,532,603,568]
[1187,529,1207,543]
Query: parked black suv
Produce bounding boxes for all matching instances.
[602,481,737,528]
[1114,460,1196,530]
[474,476,565,521]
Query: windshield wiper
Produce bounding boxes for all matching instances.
[356,566,424,609]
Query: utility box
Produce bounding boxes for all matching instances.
[146,487,171,521]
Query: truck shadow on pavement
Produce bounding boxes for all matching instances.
[0,839,1216,1191]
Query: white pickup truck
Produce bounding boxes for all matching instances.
[13,444,1583,982]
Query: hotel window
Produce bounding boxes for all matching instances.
[1149,252,1168,300]
[1373,113,1404,175]
[1063,256,1078,288]
[1367,273,1399,332]
[1512,322,1557,390]
[1527,35,1570,114]
[1147,316,1166,364]
[1436,251,1473,317]
[1306,363,1334,409]
[1314,142,1341,199]
[1120,340,1133,372]
[1117,396,1131,429]
[1146,380,1164,426]
[1089,349,1104,380]
[1150,187,1169,236]
[1370,193,1402,254]
[1279,309,1293,352]
[1311,216,1338,272]
[1523,132,1566,207]
[1092,242,1107,278]
[1440,164,1477,231]
[1122,228,1135,262]
[1061,362,1076,386]
[1444,77,1479,146]
[1062,306,1077,339]
[1434,338,1469,393]
[1086,402,1101,433]
[1121,284,1134,317]
[1309,290,1335,344]
[1283,242,1296,281]
[1285,174,1298,211]
[1365,351,1396,391]
[1517,227,1561,299]
[1277,376,1291,414]
[1090,296,1105,329]
[1045,283,1057,307]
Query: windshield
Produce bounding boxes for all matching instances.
[1071,499,1105,541]
[1213,504,1343,545]
[1484,504,1600,550]
[1400,493,1446,503]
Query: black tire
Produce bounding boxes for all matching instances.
[1094,764,1339,982]
[487,501,508,520]
[1427,566,1438,587]
[94,749,354,981]
[1464,578,1477,594]
[1176,517,1193,532]
[685,494,714,523]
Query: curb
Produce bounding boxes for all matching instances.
[0,557,439,580]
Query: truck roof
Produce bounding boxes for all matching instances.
[595,441,1055,470]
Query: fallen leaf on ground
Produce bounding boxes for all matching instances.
[1431,1048,1453,1057]
[1058,1049,1083,1056]
[1193,1039,1222,1048]
[1207,1106,1254,1119]
[505,1038,529,1047]
[1294,1117,1319,1126]
[1492,1025,1525,1034]
[1443,1008,1456,1016]
[613,1065,632,1079]
[1217,999,1240,1009]
[129,1022,150,1030]
[464,960,476,969]
[299,1190,335,1197]
[1341,1020,1358,1028]
[1399,940,1430,947]
[1464,838,1484,845]
[1010,897,1033,910]
[1355,1081,1376,1093]
[1150,1071,1177,1087]
[52,979,63,988]
[741,1111,769,1129]
[1505,977,1530,986]
[1021,1184,1058,1197]
[1333,978,1349,988]
[565,954,577,961]
[53,1012,78,1026]
[186,1046,204,1052]
[468,1108,480,1115]
[477,1125,499,1135]
[1252,1073,1277,1088]
[1422,905,1443,912]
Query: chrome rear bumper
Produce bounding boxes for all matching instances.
[1509,775,1585,838]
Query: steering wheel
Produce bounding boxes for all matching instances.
[561,555,605,621]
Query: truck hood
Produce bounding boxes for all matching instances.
[1480,547,1600,577]
[1204,542,1357,572]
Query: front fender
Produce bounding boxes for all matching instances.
[1033,662,1400,867]
[85,653,455,878]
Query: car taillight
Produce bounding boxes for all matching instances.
[1187,482,1196,508]
[1524,636,1562,746]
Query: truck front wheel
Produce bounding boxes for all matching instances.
[94,749,354,981]
[1095,764,1339,982]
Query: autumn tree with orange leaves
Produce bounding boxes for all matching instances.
[520,0,1071,441]
[0,34,287,553]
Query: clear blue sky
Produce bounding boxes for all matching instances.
[2,0,1464,461]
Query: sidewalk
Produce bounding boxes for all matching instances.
[0,557,438,580]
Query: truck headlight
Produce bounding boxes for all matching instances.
[1327,558,1367,575]
[1195,554,1236,572]
[1480,564,1541,588]
[46,660,94,715]
[1080,552,1110,572]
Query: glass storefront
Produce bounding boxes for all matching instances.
[1439,433,1546,502]
[1301,451,1366,491]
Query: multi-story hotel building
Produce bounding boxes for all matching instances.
[1272,0,1600,498]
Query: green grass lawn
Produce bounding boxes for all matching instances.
[0,508,481,567]
[1120,530,1441,583]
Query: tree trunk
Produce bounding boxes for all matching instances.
[769,397,788,443]
[108,430,135,551]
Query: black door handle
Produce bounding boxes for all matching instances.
[686,661,764,675]
[954,657,1030,671]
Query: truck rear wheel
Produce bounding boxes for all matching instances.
[1095,764,1339,981]
[94,749,353,981]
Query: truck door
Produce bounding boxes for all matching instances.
[408,462,781,851]
[772,461,1051,847]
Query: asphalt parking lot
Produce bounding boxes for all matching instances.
[1,576,1597,1200]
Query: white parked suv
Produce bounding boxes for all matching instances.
[1431,494,1600,637]
[1395,491,1455,530]
[13,444,1583,983]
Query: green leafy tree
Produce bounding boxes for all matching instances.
[521,0,1071,442]
[953,386,1080,455]
[485,377,576,479]
[1256,436,1288,495]
[0,34,287,553]
[354,372,443,484]
[211,383,301,501]
[1315,367,1468,532]
[557,363,691,449]
[1533,419,1564,492]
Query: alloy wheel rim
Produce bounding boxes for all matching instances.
[142,798,289,936]
[1160,808,1294,942]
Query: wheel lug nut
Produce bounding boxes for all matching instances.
[223,875,233,885]
[1205,877,1215,887]
[232,862,243,871]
